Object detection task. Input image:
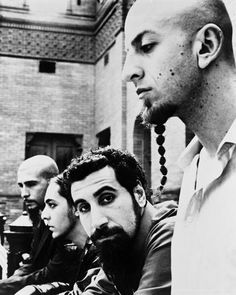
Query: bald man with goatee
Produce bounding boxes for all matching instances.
[123,0,236,294]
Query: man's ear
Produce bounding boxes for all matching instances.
[193,23,223,69]
[133,183,146,208]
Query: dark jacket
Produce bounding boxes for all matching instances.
[0,220,79,295]
[108,202,176,295]
[14,241,100,295]
[62,202,177,295]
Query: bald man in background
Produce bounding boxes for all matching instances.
[0,156,79,295]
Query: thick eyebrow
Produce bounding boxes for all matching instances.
[94,186,117,198]
[73,185,117,207]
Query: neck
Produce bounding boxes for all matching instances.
[181,64,236,156]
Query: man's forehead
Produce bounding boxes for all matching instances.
[125,0,195,44]
[71,166,117,195]
[17,167,40,182]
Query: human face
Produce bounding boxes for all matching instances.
[122,0,200,125]
[17,166,49,210]
[42,182,76,239]
[71,166,140,244]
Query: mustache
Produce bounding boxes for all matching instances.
[91,226,124,243]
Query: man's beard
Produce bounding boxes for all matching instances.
[91,200,142,275]
[27,207,41,226]
[92,226,132,274]
[141,101,178,126]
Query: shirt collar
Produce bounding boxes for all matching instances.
[178,118,236,169]
[178,136,202,170]
[216,118,236,159]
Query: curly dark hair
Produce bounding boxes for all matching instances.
[63,146,148,200]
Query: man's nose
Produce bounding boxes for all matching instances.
[91,207,108,232]
[21,186,30,199]
[122,53,144,83]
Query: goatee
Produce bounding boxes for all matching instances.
[141,101,177,126]
[27,207,41,226]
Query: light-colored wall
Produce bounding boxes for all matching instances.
[95,33,124,149]
[225,0,236,55]
[0,56,95,196]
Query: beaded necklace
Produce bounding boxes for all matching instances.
[154,125,168,195]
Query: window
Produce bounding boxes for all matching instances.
[39,60,56,74]
[104,53,109,66]
[26,133,83,172]
[96,128,110,147]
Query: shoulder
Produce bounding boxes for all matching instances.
[147,203,177,249]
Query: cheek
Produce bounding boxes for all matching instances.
[117,206,137,236]
[80,215,91,237]
[36,187,46,197]
[62,213,71,226]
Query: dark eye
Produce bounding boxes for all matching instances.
[141,43,155,54]
[100,193,115,205]
[77,203,90,214]
[27,181,38,188]
[48,202,56,209]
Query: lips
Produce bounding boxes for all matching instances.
[136,87,151,96]
[24,200,35,205]
[136,88,152,100]
[95,234,118,245]
[24,201,36,208]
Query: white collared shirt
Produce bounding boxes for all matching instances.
[171,119,236,295]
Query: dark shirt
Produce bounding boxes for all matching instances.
[67,202,177,295]
[0,220,79,295]
[15,241,100,295]
[109,202,176,295]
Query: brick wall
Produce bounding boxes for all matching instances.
[0,56,95,196]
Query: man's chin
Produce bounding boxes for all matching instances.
[141,104,176,126]
[141,109,167,126]
[94,234,119,247]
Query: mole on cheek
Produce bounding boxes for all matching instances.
[169,69,175,76]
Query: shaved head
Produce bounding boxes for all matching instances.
[18,155,59,180]
[127,0,234,62]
